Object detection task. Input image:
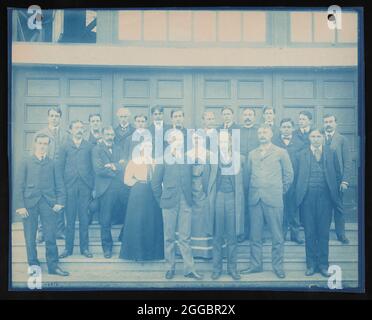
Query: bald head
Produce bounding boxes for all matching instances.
[116,107,131,127]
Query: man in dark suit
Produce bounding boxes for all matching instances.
[262,106,280,138]
[57,120,94,259]
[272,118,304,244]
[148,106,172,163]
[114,107,135,159]
[36,107,68,242]
[152,128,203,280]
[15,133,69,276]
[239,107,260,241]
[92,126,127,258]
[293,110,314,151]
[87,113,103,145]
[295,129,343,277]
[241,125,293,279]
[323,114,352,244]
[219,106,241,131]
[212,132,244,281]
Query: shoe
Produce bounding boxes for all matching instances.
[211,271,222,280]
[184,271,203,280]
[49,266,69,277]
[240,266,263,275]
[228,270,241,280]
[337,235,350,245]
[290,234,305,245]
[274,270,286,279]
[103,250,112,259]
[56,234,65,240]
[82,250,93,258]
[165,270,175,280]
[319,268,330,278]
[305,267,316,276]
[58,250,72,259]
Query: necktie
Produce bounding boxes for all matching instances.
[326,134,332,145]
[314,147,321,162]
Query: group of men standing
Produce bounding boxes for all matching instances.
[14,103,351,281]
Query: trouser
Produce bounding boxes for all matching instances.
[65,178,91,254]
[37,208,65,239]
[333,192,346,238]
[301,186,333,270]
[99,182,128,252]
[213,191,237,273]
[23,197,59,273]
[243,186,251,240]
[250,200,284,273]
[283,191,301,239]
[162,193,195,275]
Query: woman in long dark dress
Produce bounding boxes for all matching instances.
[119,151,164,261]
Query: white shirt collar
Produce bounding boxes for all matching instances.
[310,144,323,153]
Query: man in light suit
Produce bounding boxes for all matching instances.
[36,107,68,242]
[323,114,352,244]
[152,127,203,280]
[295,129,343,277]
[92,126,127,258]
[15,133,69,276]
[57,120,94,259]
[241,125,293,279]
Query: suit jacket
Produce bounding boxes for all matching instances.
[35,126,69,159]
[15,155,66,209]
[247,144,294,208]
[92,142,124,198]
[114,124,135,156]
[55,137,94,189]
[295,147,343,210]
[293,128,313,151]
[87,131,102,145]
[151,162,193,209]
[148,123,173,159]
[214,156,245,236]
[325,131,352,183]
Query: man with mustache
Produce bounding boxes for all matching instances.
[92,126,127,258]
[323,114,352,244]
[241,125,293,279]
[239,107,260,241]
[57,120,94,259]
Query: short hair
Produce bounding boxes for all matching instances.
[88,113,102,122]
[202,111,215,119]
[258,124,273,132]
[151,106,164,114]
[309,128,324,136]
[243,107,256,115]
[134,114,148,121]
[170,109,184,118]
[299,110,313,121]
[34,133,50,143]
[102,126,115,134]
[323,114,337,122]
[48,107,62,117]
[280,118,295,127]
[69,120,84,129]
[221,106,234,114]
[263,106,275,114]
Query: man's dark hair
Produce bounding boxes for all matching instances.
[299,110,313,121]
[151,106,164,114]
[263,106,275,114]
[170,109,184,118]
[280,118,295,127]
[134,114,148,121]
[69,120,84,129]
[221,106,234,114]
[48,107,62,116]
[323,114,337,122]
[88,113,102,122]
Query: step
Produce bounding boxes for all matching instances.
[10,265,359,289]
[10,242,358,259]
